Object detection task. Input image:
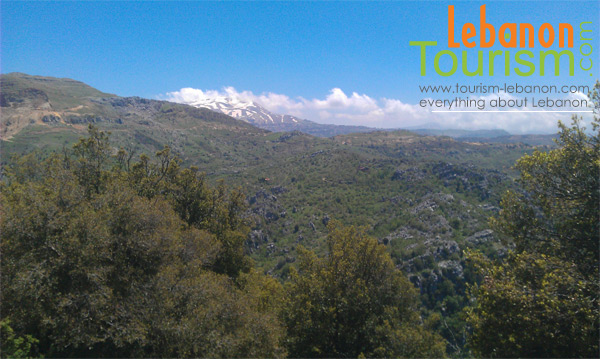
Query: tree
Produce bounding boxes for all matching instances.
[0,319,39,358]
[72,124,112,196]
[127,146,252,277]
[0,126,285,357]
[466,82,600,358]
[283,220,446,358]
[466,250,598,358]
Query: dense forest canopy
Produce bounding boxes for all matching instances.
[0,126,443,357]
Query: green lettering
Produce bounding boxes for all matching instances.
[434,50,458,76]
[579,22,592,41]
[489,50,503,76]
[540,50,574,76]
[410,41,437,76]
[462,51,483,76]
[515,50,535,76]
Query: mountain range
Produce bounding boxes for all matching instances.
[172,88,557,145]
[174,91,378,137]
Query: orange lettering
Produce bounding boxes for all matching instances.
[462,23,476,48]
[480,5,495,47]
[519,23,535,48]
[558,23,573,47]
[448,6,460,47]
[499,23,517,47]
[539,23,555,47]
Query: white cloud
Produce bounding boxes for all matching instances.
[163,86,593,134]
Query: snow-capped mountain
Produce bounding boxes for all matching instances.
[181,96,304,126]
[178,95,375,137]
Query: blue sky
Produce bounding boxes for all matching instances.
[2,1,598,133]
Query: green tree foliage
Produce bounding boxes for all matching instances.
[72,125,112,196]
[466,250,598,358]
[490,121,599,275]
[466,82,600,358]
[0,319,40,358]
[283,220,446,358]
[0,125,285,357]
[126,146,251,277]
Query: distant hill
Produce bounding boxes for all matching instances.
[410,127,557,146]
[0,72,281,174]
[461,134,558,146]
[410,128,511,138]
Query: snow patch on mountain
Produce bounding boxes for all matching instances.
[170,89,302,126]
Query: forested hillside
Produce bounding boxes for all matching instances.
[1,74,598,358]
[1,126,446,357]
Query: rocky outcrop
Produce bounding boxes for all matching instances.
[249,189,286,223]
[270,186,288,195]
[391,168,426,182]
[432,162,506,199]
[465,229,494,244]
